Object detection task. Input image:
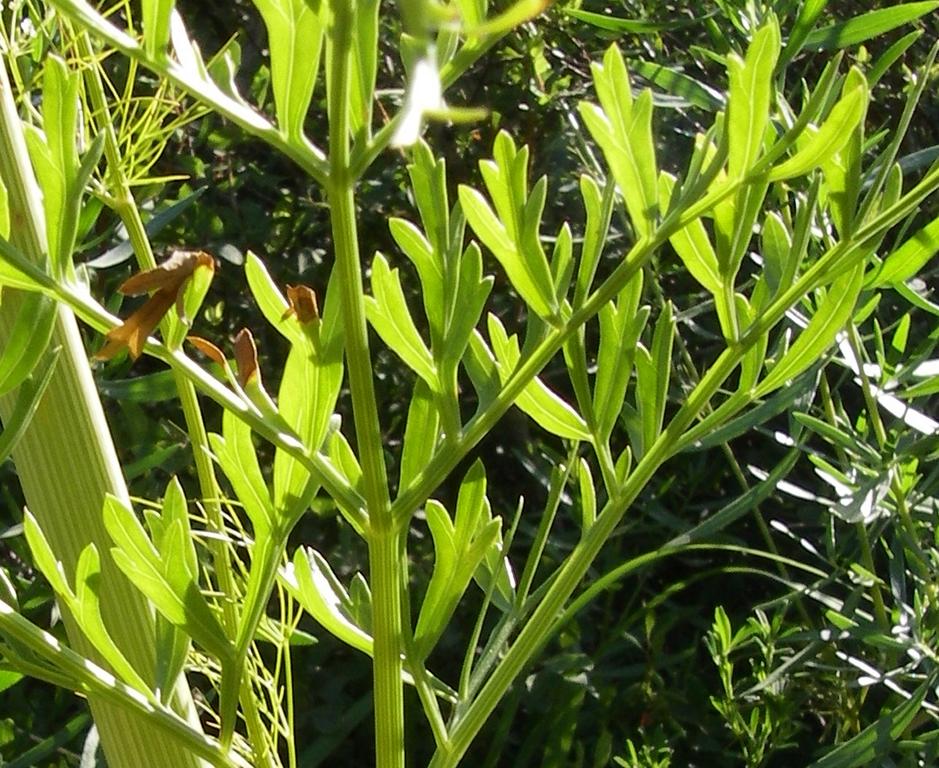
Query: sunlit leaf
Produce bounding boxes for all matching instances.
[804,2,939,51]
[727,20,779,178]
[251,0,325,139]
[769,77,867,181]
[487,315,590,440]
[867,214,939,287]
[757,265,863,396]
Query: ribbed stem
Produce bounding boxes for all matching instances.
[327,5,403,766]
[75,29,272,749]
[0,50,207,768]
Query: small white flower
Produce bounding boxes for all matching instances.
[391,52,445,148]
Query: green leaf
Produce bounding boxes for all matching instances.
[0,293,56,396]
[688,366,821,450]
[285,547,373,656]
[365,252,437,387]
[804,2,939,51]
[23,511,73,603]
[594,279,646,442]
[28,58,103,282]
[458,185,515,264]
[634,304,674,455]
[251,0,325,140]
[0,240,48,292]
[757,265,863,396]
[793,412,865,455]
[154,606,190,704]
[581,45,658,237]
[414,464,502,659]
[661,173,721,295]
[821,68,867,236]
[161,478,197,577]
[459,133,558,319]
[486,315,590,440]
[460,183,555,319]
[471,519,516,613]
[575,175,614,305]
[441,243,492,372]
[737,294,766,390]
[413,500,456,655]
[103,496,232,661]
[141,0,174,58]
[780,0,829,64]
[212,410,275,536]
[390,217,444,341]
[563,8,712,33]
[24,513,151,694]
[808,677,932,767]
[98,370,179,402]
[399,380,440,491]
[630,59,724,111]
[244,251,306,347]
[714,174,771,325]
[761,211,793,298]
[867,214,939,286]
[406,141,449,258]
[867,30,921,87]
[667,450,800,547]
[72,545,151,694]
[550,223,574,299]
[727,20,780,178]
[325,430,366,533]
[769,77,868,181]
[273,274,343,518]
[464,329,501,409]
[348,0,379,138]
[0,352,58,465]
[577,459,596,532]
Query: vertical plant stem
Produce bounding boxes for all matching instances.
[327,6,403,767]
[0,53,208,768]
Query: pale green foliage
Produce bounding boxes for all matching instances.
[0,2,937,768]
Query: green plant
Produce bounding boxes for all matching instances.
[0,1,938,766]
[705,606,802,766]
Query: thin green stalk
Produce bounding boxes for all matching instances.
[327,5,402,767]
[49,0,330,184]
[514,448,576,607]
[845,324,888,450]
[817,368,889,630]
[430,346,744,767]
[406,644,451,751]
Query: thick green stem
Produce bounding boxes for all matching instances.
[329,153,406,768]
[327,5,403,767]
[0,53,208,768]
[76,33,276,748]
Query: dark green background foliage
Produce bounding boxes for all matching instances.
[2,1,938,765]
